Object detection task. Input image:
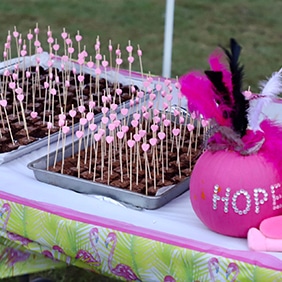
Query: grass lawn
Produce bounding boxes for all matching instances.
[0,0,281,88]
[1,0,282,280]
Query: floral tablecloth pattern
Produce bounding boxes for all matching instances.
[1,197,282,281]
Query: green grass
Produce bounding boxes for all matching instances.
[1,0,282,280]
[0,0,281,89]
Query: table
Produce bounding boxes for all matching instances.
[1,131,282,282]
[1,64,282,281]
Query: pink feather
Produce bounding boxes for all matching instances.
[180,71,231,126]
[208,49,233,94]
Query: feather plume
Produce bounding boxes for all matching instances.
[180,71,231,126]
[180,38,248,138]
[180,37,282,173]
[222,38,249,137]
[248,68,282,131]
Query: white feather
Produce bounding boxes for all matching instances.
[248,68,282,131]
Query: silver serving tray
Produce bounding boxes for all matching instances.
[0,124,78,165]
[0,53,148,165]
[27,133,190,210]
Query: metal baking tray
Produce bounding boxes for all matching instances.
[27,133,190,210]
[0,53,149,165]
[0,124,79,164]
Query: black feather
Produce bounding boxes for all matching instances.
[221,38,249,137]
[204,70,233,120]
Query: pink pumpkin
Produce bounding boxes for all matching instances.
[190,150,282,238]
